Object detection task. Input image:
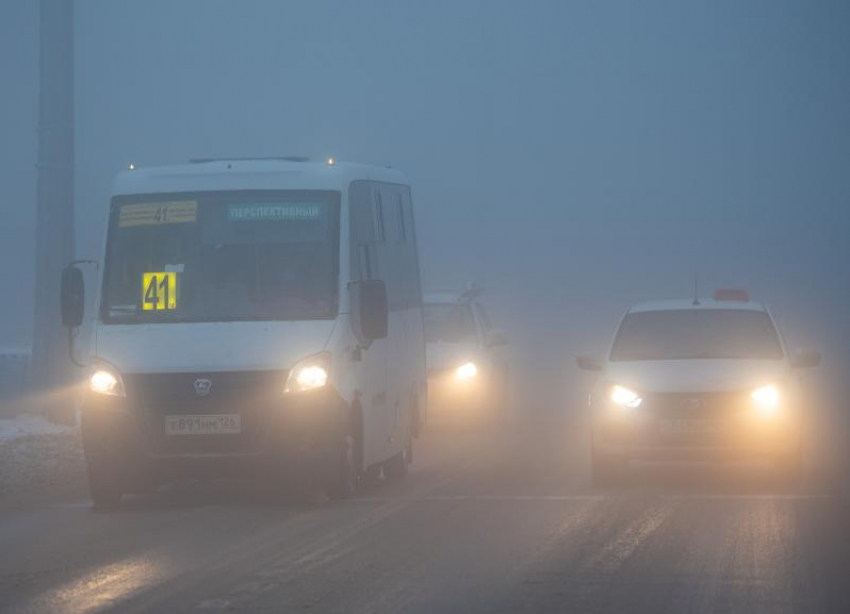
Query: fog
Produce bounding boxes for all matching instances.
[3,4,850,610]
[2,0,849,410]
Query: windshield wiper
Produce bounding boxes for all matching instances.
[613,353,662,361]
[108,305,138,315]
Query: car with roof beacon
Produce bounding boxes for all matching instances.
[60,157,427,508]
[577,289,821,485]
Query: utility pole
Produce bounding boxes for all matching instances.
[31,0,75,422]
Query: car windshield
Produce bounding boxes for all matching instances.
[610,309,784,361]
[102,190,340,322]
[423,303,477,343]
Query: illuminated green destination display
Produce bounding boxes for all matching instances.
[227,203,321,222]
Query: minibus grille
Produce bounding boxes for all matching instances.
[123,370,285,454]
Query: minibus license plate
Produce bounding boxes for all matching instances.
[166,414,241,435]
[658,418,724,435]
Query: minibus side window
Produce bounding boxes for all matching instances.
[350,181,421,311]
[402,188,422,308]
[375,190,387,242]
[349,181,378,282]
[395,193,407,242]
[375,186,401,310]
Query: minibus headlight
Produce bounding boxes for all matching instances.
[751,383,781,417]
[285,353,331,393]
[609,384,642,409]
[454,362,478,381]
[90,367,125,397]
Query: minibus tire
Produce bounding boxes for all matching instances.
[324,435,357,501]
[411,394,421,438]
[363,464,382,485]
[384,438,411,480]
[87,466,123,510]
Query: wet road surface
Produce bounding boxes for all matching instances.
[1,411,849,614]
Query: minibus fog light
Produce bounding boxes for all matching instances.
[455,362,477,381]
[751,384,781,417]
[609,385,642,409]
[285,353,331,393]
[90,369,125,397]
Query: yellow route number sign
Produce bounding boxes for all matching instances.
[142,272,177,311]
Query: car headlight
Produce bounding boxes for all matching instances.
[90,367,125,397]
[454,362,478,381]
[751,383,781,416]
[609,384,642,409]
[285,352,331,393]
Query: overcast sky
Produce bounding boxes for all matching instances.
[1,0,848,393]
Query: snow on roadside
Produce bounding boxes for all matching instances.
[0,413,85,498]
[0,413,78,441]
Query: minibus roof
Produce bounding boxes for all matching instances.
[112,158,409,196]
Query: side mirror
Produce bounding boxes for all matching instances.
[60,266,85,328]
[790,348,821,369]
[350,279,388,344]
[577,354,603,371]
[486,329,509,347]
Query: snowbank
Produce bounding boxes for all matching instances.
[0,413,77,441]
[0,413,84,498]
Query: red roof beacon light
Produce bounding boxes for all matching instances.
[714,288,750,302]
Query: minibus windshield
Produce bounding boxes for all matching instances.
[102,190,340,323]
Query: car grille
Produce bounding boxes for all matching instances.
[123,370,285,455]
[642,391,749,419]
[637,391,751,446]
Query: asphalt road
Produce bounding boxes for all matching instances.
[1,409,849,614]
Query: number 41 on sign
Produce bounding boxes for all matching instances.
[142,272,177,311]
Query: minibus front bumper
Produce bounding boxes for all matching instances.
[80,386,350,486]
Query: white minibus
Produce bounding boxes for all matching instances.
[60,157,426,507]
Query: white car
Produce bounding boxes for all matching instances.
[577,291,820,485]
[423,290,509,417]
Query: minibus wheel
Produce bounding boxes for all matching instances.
[363,464,382,485]
[324,434,358,501]
[87,463,123,510]
[411,394,422,438]
[384,437,411,480]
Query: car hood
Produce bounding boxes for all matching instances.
[603,359,790,393]
[425,341,481,372]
